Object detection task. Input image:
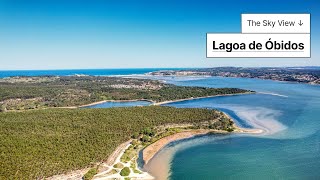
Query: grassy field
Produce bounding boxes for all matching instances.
[0,106,232,179]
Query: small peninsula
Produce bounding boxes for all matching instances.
[0,75,252,111]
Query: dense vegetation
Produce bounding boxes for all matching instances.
[0,106,233,179]
[0,76,251,111]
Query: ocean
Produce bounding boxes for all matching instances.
[0,68,186,78]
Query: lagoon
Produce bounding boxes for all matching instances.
[82,100,152,108]
[145,76,320,180]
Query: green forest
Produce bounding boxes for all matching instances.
[0,76,251,111]
[0,106,232,179]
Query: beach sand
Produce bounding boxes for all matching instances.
[152,92,254,106]
[141,110,263,167]
[142,127,263,180]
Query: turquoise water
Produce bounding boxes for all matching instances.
[83,100,152,108]
[148,77,320,179]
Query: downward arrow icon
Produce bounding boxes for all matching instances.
[298,20,303,26]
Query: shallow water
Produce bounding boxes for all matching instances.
[146,77,320,180]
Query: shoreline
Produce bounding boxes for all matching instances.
[142,129,218,165]
[141,126,263,180]
[47,116,263,180]
[78,99,154,108]
[55,99,155,109]
[146,74,320,86]
[55,91,254,109]
[152,92,254,106]
[90,126,263,180]
[2,92,254,113]
[142,126,263,166]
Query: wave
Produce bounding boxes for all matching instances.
[258,92,289,98]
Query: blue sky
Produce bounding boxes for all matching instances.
[0,0,319,70]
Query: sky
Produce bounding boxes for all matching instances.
[0,0,319,70]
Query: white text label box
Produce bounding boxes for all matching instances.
[241,14,310,33]
[206,33,310,58]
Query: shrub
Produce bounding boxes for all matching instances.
[113,163,124,169]
[131,132,140,139]
[227,127,234,132]
[131,139,139,146]
[140,135,151,142]
[120,167,131,176]
[141,127,155,136]
[83,168,97,180]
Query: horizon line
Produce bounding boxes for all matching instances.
[0,66,320,71]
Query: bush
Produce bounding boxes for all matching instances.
[113,163,124,169]
[113,163,123,169]
[131,132,140,139]
[0,105,5,112]
[141,127,155,137]
[131,139,139,146]
[140,135,151,142]
[120,167,131,176]
[83,168,97,180]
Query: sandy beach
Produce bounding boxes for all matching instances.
[142,127,263,166]
[141,126,263,180]
[152,92,254,106]
[78,99,153,108]
[142,129,215,164]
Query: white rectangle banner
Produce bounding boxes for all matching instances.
[206,33,310,58]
